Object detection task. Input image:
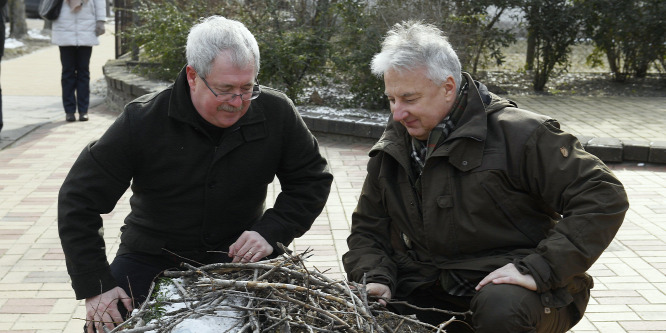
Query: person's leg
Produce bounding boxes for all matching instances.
[109,252,178,316]
[388,285,474,333]
[59,47,78,119]
[471,283,574,333]
[74,46,92,119]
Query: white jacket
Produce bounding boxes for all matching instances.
[51,0,106,46]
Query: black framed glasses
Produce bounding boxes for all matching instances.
[198,74,261,102]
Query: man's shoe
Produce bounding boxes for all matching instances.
[66,113,76,122]
[79,113,89,121]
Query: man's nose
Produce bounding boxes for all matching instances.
[392,103,408,121]
[227,94,244,108]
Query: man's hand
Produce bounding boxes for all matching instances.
[85,286,133,333]
[366,282,392,306]
[228,231,273,263]
[475,263,537,291]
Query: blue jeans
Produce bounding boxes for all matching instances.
[59,46,92,114]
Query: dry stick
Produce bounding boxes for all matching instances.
[279,305,292,333]
[383,311,440,331]
[256,259,287,281]
[269,286,357,333]
[110,324,159,333]
[387,300,472,317]
[436,316,457,333]
[196,263,377,326]
[197,277,367,318]
[171,261,342,296]
[261,316,289,333]
[238,322,253,333]
[171,278,189,298]
[119,250,435,331]
[392,318,406,332]
[162,248,204,266]
[342,280,364,331]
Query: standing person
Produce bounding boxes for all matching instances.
[51,0,106,122]
[58,16,333,333]
[343,21,628,333]
[0,0,7,133]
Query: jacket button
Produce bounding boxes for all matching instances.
[462,160,468,166]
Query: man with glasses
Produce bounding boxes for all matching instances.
[58,16,333,333]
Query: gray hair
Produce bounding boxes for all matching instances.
[371,21,461,90]
[186,16,260,78]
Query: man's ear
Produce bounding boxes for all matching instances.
[185,66,197,91]
[443,75,457,101]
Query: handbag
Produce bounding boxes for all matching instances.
[38,0,64,21]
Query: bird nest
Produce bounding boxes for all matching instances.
[108,249,468,332]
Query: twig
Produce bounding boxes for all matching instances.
[387,300,473,317]
[270,286,357,333]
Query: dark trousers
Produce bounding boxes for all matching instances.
[59,46,92,114]
[390,283,576,333]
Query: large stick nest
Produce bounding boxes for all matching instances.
[110,248,467,332]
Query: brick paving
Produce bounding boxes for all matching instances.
[1,18,665,333]
[1,105,665,332]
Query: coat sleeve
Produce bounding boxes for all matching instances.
[342,155,398,292]
[517,120,629,293]
[93,0,106,21]
[58,113,134,299]
[250,103,333,252]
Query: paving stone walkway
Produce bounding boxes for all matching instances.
[1,104,665,332]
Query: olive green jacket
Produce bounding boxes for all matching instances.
[343,73,628,318]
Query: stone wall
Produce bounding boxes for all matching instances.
[103,58,172,114]
[102,58,385,140]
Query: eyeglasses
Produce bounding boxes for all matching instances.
[198,74,261,102]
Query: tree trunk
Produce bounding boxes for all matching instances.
[525,29,536,71]
[8,0,27,39]
[606,50,627,82]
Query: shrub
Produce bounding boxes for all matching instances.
[522,0,582,91]
[580,0,666,82]
[238,0,338,102]
[123,0,226,81]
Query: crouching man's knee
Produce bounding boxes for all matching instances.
[470,283,574,333]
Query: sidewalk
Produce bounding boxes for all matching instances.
[0,18,113,150]
[1,19,666,333]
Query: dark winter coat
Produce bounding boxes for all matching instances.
[59,67,333,299]
[343,73,628,320]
